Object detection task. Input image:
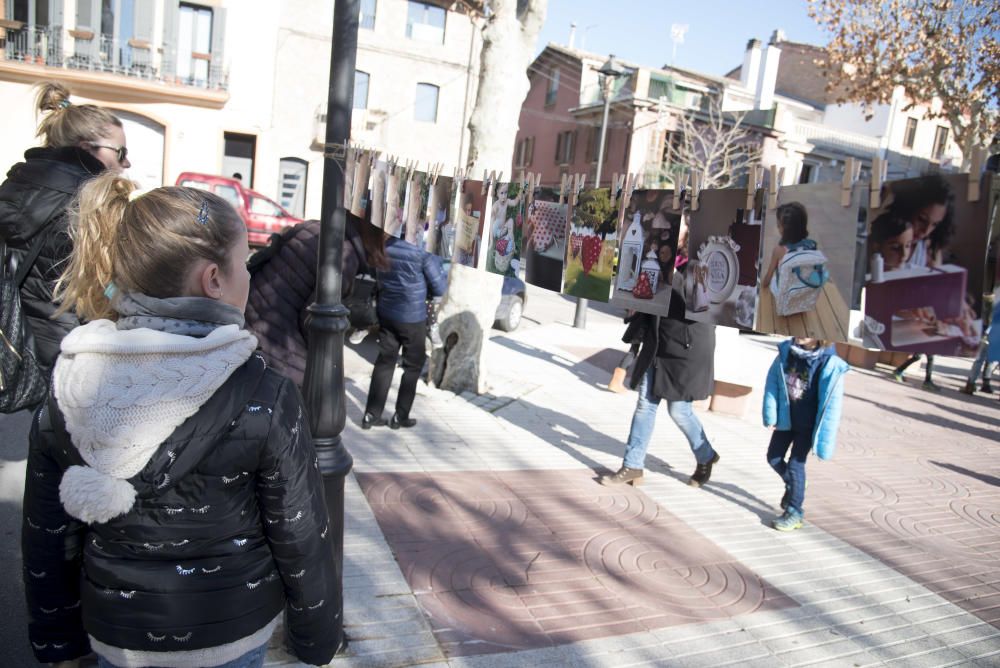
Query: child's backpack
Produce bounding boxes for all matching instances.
[772,248,829,316]
[1,238,50,413]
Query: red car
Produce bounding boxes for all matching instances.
[175,172,303,246]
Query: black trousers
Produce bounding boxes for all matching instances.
[365,317,427,420]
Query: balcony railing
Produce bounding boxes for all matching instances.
[2,23,227,91]
[792,121,881,155]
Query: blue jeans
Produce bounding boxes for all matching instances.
[622,366,717,469]
[767,429,811,516]
[968,341,995,384]
[98,643,267,668]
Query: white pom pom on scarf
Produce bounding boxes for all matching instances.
[59,465,137,524]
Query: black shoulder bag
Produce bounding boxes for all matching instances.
[1,235,50,413]
[344,232,378,329]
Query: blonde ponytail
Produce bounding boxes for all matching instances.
[55,173,136,321]
[34,81,122,148]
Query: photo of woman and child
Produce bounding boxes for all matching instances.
[863,174,986,359]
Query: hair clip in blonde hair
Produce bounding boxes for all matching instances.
[104,282,117,300]
[58,99,71,109]
[127,189,143,203]
[196,200,210,225]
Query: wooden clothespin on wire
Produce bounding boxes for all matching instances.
[746,164,762,212]
[869,156,886,209]
[558,173,568,205]
[768,165,780,210]
[841,157,860,207]
[690,172,703,211]
[968,147,987,202]
[672,172,687,210]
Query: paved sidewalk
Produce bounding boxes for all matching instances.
[264,320,1000,668]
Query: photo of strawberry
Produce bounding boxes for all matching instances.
[581,235,601,275]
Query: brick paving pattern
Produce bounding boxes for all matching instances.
[358,469,795,656]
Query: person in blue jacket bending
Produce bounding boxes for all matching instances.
[763,337,849,531]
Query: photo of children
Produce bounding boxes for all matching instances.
[609,189,680,317]
[756,182,856,342]
[862,173,992,357]
[486,180,527,278]
[562,188,618,302]
[404,171,429,246]
[685,188,763,329]
[369,160,388,230]
[427,175,455,260]
[522,186,568,293]
[383,165,406,238]
[453,179,488,268]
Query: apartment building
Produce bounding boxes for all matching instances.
[0,0,480,219]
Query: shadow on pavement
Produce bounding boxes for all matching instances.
[928,461,1000,488]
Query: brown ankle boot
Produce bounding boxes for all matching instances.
[608,367,628,393]
[598,466,643,486]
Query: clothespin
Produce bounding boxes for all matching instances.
[690,172,702,211]
[518,169,526,189]
[481,170,489,195]
[768,165,779,210]
[621,174,635,210]
[746,164,761,212]
[672,172,687,210]
[558,173,568,205]
[571,174,585,206]
[968,147,987,202]
[841,157,859,207]
[869,157,885,209]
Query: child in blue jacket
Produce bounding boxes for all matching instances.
[763,337,849,531]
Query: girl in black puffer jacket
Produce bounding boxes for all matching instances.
[22,172,340,667]
[0,82,130,380]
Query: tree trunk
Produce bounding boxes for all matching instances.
[465,0,548,174]
[434,0,547,396]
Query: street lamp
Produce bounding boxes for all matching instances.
[301,0,359,655]
[573,54,627,329]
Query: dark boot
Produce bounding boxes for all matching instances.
[598,466,644,487]
[362,413,387,430]
[688,453,720,488]
[982,379,994,394]
[390,413,417,429]
[960,381,976,395]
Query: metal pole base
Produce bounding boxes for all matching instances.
[573,297,588,329]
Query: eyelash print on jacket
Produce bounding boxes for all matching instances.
[28,570,46,578]
[201,565,221,574]
[142,543,164,551]
[64,601,81,610]
[247,405,262,413]
[163,507,184,515]
[286,510,304,523]
[31,642,47,650]
[191,505,211,514]
[308,600,325,610]
[119,590,136,599]
[264,516,279,525]
[262,470,280,481]
[52,643,67,649]
[170,539,190,547]
[232,538,248,546]
[173,632,193,642]
[166,450,177,466]
[320,524,329,539]
[176,565,196,576]
[155,474,171,489]
[26,517,40,529]
[246,579,262,589]
[45,524,67,534]
[290,569,306,578]
[147,633,166,642]
[40,606,58,614]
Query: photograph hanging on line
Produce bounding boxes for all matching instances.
[861,172,993,357]
[522,186,568,293]
[383,165,407,238]
[404,171,430,246]
[755,182,857,342]
[684,187,764,329]
[426,175,455,259]
[486,180,528,278]
[561,187,618,303]
[608,189,680,317]
[350,152,374,220]
[368,160,388,230]
[453,179,489,268]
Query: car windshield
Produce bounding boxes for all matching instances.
[215,185,241,209]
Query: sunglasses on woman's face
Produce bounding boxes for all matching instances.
[91,143,129,163]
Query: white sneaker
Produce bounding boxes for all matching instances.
[348,330,367,344]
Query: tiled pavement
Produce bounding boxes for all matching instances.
[268,321,1000,667]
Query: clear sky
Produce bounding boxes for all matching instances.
[534,0,831,76]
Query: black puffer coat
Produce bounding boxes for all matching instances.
[625,288,716,401]
[22,354,341,666]
[0,147,104,371]
[245,219,365,387]
[377,237,448,324]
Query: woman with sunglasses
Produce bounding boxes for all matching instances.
[0,81,130,397]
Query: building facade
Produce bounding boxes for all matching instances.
[0,0,481,219]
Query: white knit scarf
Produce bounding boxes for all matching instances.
[53,319,257,523]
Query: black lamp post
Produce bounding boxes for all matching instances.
[301,0,359,655]
[573,54,627,329]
